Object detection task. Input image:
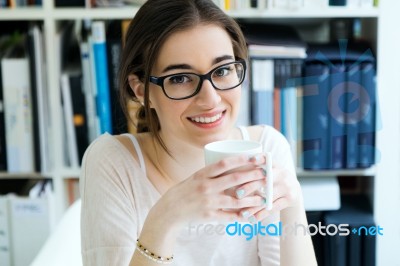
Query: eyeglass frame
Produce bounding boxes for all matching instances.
[148,58,247,100]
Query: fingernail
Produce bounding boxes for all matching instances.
[241,211,250,218]
[261,168,267,177]
[248,215,257,224]
[261,198,267,205]
[259,186,266,195]
[236,189,245,199]
[249,154,263,163]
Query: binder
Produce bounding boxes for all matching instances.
[302,63,330,170]
[7,196,51,266]
[0,56,6,171]
[358,62,376,168]
[1,56,35,173]
[345,63,361,169]
[329,64,346,169]
[250,58,274,126]
[0,197,11,266]
[323,195,376,266]
[27,25,51,174]
[92,21,113,134]
[106,20,127,134]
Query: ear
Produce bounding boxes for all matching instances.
[128,74,145,104]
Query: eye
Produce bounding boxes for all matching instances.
[214,66,233,77]
[167,74,192,84]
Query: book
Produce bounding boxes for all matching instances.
[7,195,51,266]
[0,37,7,171]
[91,21,113,134]
[250,58,274,126]
[345,63,361,169]
[26,24,51,174]
[329,63,346,169]
[0,196,11,266]
[358,62,376,168]
[1,38,35,173]
[69,73,89,163]
[302,63,330,170]
[60,73,80,168]
[323,195,376,266]
[106,20,127,134]
[80,39,99,143]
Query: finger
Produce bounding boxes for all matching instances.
[270,197,290,212]
[214,167,267,193]
[219,195,266,209]
[238,205,265,220]
[252,207,270,222]
[204,153,267,178]
[231,174,267,199]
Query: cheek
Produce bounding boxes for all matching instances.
[225,87,242,108]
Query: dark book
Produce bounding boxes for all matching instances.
[329,0,346,6]
[302,63,330,170]
[345,63,361,169]
[306,211,324,266]
[358,62,376,168]
[69,74,89,163]
[106,20,127,134]
[55,0,84,6]
[239,22,307,49]
[0,56,6,171]
[329,64,346,169]
[324,195,376,266]
[26,26,41,173]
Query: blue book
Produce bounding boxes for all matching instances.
[302,64,330,170]
[345,64,361,169]
[358,62,376,168]
[329,64,346,169]
[250,59,274,126]
[92,21,113,134]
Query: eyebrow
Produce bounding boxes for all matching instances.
[161,55,235,73]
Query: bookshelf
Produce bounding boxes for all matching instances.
[0,1,399,265]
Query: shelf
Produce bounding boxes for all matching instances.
[0,171,49,179]
[227,6,379,18]
[50,7,140,20]
[0,6,379,21]
[57,167,81,179]
[297,166,376,177]
[0,7,45,20]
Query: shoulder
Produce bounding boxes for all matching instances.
[82,133,124,163]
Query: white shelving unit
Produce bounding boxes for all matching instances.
[1,2,399,265]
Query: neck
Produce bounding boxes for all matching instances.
[146,127,242,184]
[151,133,206,183]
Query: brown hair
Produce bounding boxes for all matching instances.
[119,0,248,151]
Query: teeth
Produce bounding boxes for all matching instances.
[190,113,222,124]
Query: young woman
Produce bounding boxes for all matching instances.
[80,0,316,265]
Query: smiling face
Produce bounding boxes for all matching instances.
[149,24,242,149]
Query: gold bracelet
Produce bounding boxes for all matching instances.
[136,239,174,264]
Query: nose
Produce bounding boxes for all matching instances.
[194,79,221,108]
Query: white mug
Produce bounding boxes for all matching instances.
[204,140,273,210]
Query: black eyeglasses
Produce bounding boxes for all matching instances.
[149,59,246,100]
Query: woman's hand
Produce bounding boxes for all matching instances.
[149,154,268,229]
[233,158,302,223]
